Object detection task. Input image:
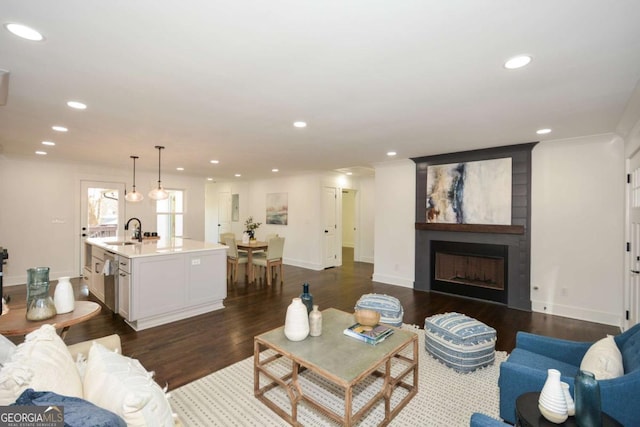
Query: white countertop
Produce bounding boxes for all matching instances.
[86,237,226,258]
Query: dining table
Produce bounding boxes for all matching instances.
[237,240,268,283]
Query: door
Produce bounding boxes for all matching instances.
[80,180,125,272]
[218,191,232,241]
[322,186,339,268]
[626,150,640,329]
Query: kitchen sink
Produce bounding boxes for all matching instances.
[106,241,137,246]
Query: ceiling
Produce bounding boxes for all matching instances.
[2,1,640,181]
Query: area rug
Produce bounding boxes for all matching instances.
[170,326,507,426]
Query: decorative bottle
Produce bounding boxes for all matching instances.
[309,305,323,337]
[54,276,75,314]
[575,370,602,427]
[300,282,313,314]
[538,368,568,424]
[284,298,309,341]
[26,267,57,321]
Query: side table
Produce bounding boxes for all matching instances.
[0,301,101,340]
[516,392,621,427]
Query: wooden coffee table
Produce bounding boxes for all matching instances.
[0,301,101,339]
[254,308,418,426]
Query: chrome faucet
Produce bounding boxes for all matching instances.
[125,217,143,242]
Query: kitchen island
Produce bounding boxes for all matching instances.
[85,237,227,331]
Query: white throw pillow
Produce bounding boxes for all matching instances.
[580,335,624,380]
[0,324,83,405]
[0,335,16,367]
[83,342,174,427]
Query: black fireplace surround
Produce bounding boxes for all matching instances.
[412,142,536,311]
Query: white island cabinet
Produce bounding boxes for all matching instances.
[85,237,227,331]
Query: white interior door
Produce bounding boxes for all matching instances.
[218,191,232,241]
[80,180,125,272]
[626,151,640,329]
[323,187,339,268]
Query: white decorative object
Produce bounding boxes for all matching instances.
[54,276,75,314]
[284,298,309,341]
[561,381,575,416]
[538,368,569,424]
[241,232,250,244]
[309,305,322,337]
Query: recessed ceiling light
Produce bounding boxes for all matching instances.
[207,177,213,181]
[387,151,397,157]
[536,128,552,135]
[210,160,219,164]
[35,150,47,155]
[66,101,87,110]
[234,173,241,177]
[346,172,353,176]
[4,23,44,41]
[504,55,532,69]
[293,121,307,128]
[176,167,184,171]
[52,125,68,132]
[272,168,279,173]
[41,141,55,146]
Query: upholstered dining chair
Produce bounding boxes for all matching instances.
[252,236,284,286]
[224,236,248,283]
[220,232,235,244]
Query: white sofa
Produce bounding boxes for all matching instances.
[0,325,178,426]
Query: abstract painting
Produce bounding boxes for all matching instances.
[426,158,512,225]
[266,192,288,225]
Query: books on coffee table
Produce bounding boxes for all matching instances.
[343,323,394,345]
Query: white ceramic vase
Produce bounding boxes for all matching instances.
[284,298,309,341]
[53,276,75,314]
[538,369,569,424]
[309,305,322,337]
[561,381,575,416]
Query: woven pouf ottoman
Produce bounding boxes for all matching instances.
[424,312,496,373]
[354,294,404,327]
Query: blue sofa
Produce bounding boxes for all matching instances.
[498,322,640,426]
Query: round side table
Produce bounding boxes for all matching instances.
[516,392,621,427]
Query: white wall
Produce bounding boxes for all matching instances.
[357,177,375,263]
[206,172,376,271]
[372,159,416,288]
[531,133,625,326]
[0,156,207,285]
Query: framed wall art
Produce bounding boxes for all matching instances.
[426,158,512,225]
[266,192,288,225]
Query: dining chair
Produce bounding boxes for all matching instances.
[252,236,284,286]
[219,232,235,244]
[224,236,248,283]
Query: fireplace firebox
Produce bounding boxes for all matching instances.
[431,240,508,304]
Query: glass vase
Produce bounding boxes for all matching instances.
[300,282,313,314]
[26,267,57,321]
[575,370,602,427]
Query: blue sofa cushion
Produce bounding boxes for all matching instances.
[507,348,580,379]
[355,294,404,327]
[12,388,126,427]
[620,328,640,373]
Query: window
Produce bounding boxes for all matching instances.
[156,190,184,239]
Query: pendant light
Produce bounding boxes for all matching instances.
[148,145,169,200]
[125,155,144,202]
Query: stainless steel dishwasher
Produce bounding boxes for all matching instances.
[103,250,118,312]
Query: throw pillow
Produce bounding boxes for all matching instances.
[0,324,83,405]
[83,342,174,427]
[13,388,126,427]
[0,334,16,367]
[580,335,624,380]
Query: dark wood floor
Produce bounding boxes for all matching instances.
[3,248,619,391]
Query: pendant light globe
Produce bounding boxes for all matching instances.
[125,155,144,202]
[149,146,169,200]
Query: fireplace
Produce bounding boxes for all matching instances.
[431,241,508,304]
